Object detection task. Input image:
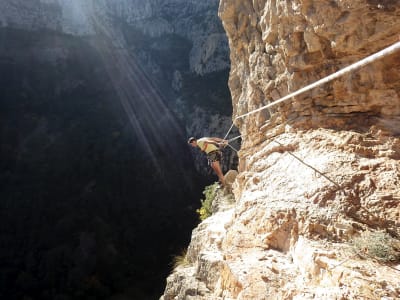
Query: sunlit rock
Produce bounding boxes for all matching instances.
[161,1,400,299]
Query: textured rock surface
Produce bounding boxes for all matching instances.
[219,0,400,144]
[0,0,235,177]
[0,0,229,74]
[161,1,400,299]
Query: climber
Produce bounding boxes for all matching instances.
[187,136,228,185]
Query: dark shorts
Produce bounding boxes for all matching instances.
[207,150,222,164]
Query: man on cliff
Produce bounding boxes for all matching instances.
[188,137,228,186]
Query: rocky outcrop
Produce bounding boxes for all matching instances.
[220,0,400,143]
[0,0,229,75]
[0,1,233,299]
[0,0,234,177]
[161,1,400,299]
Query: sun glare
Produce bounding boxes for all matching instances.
[57,1,187,174]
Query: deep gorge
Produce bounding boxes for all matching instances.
[0,1,232,299]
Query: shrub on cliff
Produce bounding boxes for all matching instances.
[196,183,219,221]
[172,248,189,269]
[352,230,400,263]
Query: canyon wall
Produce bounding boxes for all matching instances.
[0,0,228,77]
[0,1,233,299]
[0,0,236,175]
[161,1,400,299]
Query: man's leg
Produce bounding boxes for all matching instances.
[211,161,225,185]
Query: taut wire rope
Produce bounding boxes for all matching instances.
[222,41,400,139]
[220,41,400,191]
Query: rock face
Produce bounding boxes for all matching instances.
[220,0,400,142]
[0,0,229,74]
[161,1,400,299]
[0,0,235,177]
[0,1,233,299]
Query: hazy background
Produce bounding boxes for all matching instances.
[0,1,233,299]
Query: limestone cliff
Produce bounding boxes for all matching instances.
[0,0,235,176]
[0,0,228,75]
[161,1,400,299]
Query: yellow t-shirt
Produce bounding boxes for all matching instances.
[197,138,219,154]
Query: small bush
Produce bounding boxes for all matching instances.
[172,248,189,269]
[196,183,219,221]
[352,230,399,263]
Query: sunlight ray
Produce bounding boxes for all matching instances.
[86,9,190,179]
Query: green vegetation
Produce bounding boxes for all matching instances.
[196,183,219,221]
[352,230,400,263]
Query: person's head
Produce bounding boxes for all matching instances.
[187,137,197,147]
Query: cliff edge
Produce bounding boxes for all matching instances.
[161,1,400,299]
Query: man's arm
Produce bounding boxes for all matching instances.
[207,137,225,142]
[206,137,228,146]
